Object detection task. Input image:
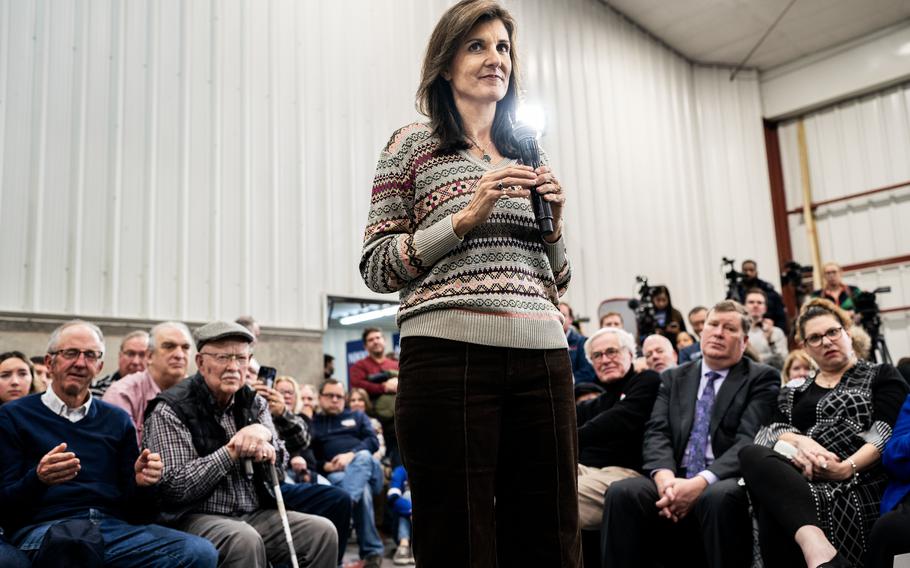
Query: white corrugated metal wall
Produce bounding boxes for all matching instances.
[779,83,910,359]
[1,0,775,334]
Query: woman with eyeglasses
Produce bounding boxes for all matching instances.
[738,298,908,567]
[0,351,35,406]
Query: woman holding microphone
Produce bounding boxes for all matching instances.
[359,1,579,566]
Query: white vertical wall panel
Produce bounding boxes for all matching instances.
[1,0,775,332]
[779,84,910,359]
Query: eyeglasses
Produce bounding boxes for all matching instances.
[121,350,148,359]
[320,393,345,400]
[591,348,624,361]
[199,352,251,366]
[50,349,103,363]
[804,326,843,348]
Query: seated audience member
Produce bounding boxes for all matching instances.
[650,285,688,345]
[349,387,386,461]
[811,262,863,312]
[387,465,415,565]
[299,383,317,418]
[869,393,910,567]
[0,351,34,406]
[103,322,193,443]
[235,315,262,343]
[311,379,384,568]
[91,330,149,397]
[782,349,816,389]
[0,320,217,566]
[738,259,788,332]
[30,354,50,393]
[600,311,624,329]
[679,306,708,363]
[745,288,788,369]
[602,300,780,568]
[275,375,301,413]
[348,328,399,465]
[676,331,695,351]
[143,321,338,568]
[0,532,28,568]
[739,299,909,568]
[575,382,605,405]
[642,334,678,373]
[576,327,661,529]
[560,302,597,383]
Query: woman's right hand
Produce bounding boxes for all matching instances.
[452,166,537,238]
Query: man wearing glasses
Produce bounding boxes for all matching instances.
[90,329,149,397]
[311,379,385,568]
[575,327,661,531]
[143,321,337,568]
[0,320,217,566]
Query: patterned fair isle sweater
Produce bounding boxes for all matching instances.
[360,122,571,350]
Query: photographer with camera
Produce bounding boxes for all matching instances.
[629,279,686,346]
[727,260,788,333]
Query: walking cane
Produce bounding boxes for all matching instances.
[269,464,300,568]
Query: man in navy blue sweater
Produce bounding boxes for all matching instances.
[311,379,384,568]
[0,320,217,566]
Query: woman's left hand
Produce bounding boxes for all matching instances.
[533,166,565,242]
[812,457,854,482]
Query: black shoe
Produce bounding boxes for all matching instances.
[363,554,383,568]
[817,552,852,568]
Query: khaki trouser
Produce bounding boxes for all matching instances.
[577,464,642,530]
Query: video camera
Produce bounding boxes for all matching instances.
[722,257,745,302]
[628,275,657,338]
[855,286,892,363]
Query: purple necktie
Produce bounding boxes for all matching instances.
[682,371,721,478]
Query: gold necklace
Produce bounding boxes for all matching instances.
[465,135,492,163]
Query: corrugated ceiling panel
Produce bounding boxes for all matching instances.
[1,0,774,334]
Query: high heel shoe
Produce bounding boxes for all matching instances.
[817,551,852,568]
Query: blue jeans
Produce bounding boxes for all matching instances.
[0,530,29,568]
[398,515,412,542]
[14,509,217,567]
[326,450,384,558]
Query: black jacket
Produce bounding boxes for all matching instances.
[576,367,661,471]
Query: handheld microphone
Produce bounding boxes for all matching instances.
[512,123,554,237]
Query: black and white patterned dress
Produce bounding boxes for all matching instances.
[754,360,909,565]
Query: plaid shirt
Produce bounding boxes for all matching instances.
[272,409,311,456]
[143,394,287,516]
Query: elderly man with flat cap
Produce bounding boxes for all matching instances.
[143,321,337,568]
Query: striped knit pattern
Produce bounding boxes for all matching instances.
[360,122,570,350]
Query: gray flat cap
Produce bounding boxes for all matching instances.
[194,321,255,351]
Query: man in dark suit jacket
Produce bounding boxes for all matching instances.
[601,300,780,568]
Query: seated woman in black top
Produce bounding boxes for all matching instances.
[739,298,908,568]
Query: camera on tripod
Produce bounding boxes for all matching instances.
[780,260,813,306]
[628,276,657,338]
[854,286,892,362]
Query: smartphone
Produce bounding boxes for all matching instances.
[258,365,277,388]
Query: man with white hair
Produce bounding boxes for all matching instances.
[575,327,661,529]
[642,334,677,373]
[103,322,194,443]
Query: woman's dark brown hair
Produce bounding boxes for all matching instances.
[795,297,852,344]
[0,350,35,394]
[417,0,521,156]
